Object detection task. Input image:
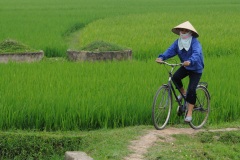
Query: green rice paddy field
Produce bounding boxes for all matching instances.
[0,0,239,131]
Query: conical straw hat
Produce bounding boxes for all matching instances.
[172,21,199,37]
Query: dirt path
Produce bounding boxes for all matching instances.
[124,127,240,160]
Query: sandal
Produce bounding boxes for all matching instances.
[184,116,192,122]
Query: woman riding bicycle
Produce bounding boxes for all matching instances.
[156,21,204,123]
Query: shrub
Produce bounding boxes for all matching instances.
[0,131,82,159]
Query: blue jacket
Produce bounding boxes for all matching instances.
[158,37,204,73]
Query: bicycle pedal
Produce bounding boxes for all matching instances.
[177,106,184,116]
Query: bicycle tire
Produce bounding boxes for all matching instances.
[152,85,172,130]
[189,85,210,129]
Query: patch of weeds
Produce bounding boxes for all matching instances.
[0,39,37,53]
[198,132,215,143]
[197,131,240,144]
[218,132,240,144]
[81,41,126,52]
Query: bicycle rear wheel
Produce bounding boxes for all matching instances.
[152,85,172,130]
[189,85,210,129]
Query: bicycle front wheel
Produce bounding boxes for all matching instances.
[152,85,172,130]
[189,85,210,129]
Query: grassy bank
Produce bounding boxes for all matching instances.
[0,124,240,159]
[0,126,147,160]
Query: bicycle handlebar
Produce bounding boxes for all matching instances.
[159,61,183,67]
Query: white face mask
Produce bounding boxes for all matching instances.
[180,32,192,39]
[178,31,193,51]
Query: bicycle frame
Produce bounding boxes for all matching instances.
[162,62,185,107]
[164,62,210,112]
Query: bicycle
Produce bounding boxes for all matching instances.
[152,61,210,130]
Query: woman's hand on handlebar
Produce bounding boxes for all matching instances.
[183,61,191,66]
[155,58,164,64]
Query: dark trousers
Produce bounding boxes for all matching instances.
[172,66,202,104]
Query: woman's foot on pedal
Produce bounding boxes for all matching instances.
[184,116,192,123]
